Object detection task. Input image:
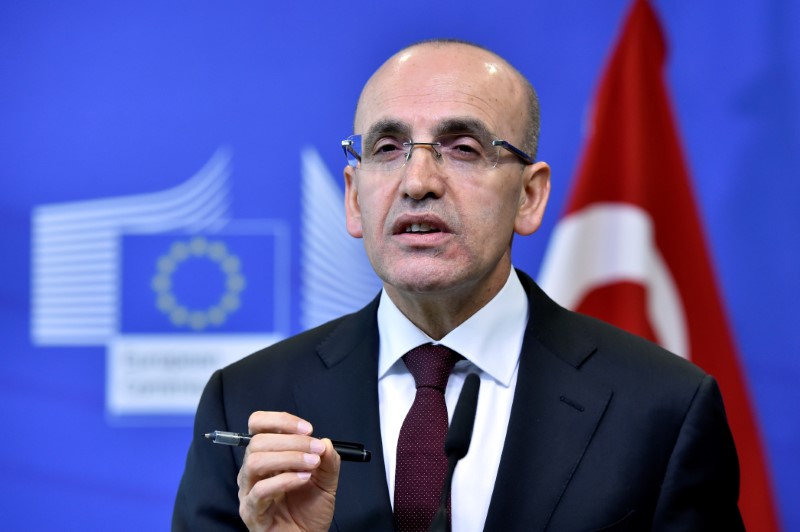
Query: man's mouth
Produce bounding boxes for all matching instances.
[392,213,451,237]
[404,223,441,234]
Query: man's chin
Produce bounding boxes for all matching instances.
[380,266,470,297]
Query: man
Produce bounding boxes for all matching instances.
[173,40,744,531]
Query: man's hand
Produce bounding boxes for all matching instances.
[237,411,340,532]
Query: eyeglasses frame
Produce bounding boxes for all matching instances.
[341,135,535,170]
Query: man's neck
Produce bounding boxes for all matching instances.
[383,264,513,340]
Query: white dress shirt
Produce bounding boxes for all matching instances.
[377,268,529,532]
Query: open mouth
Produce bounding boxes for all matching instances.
[393,214,450,237]
[404,223,441,234]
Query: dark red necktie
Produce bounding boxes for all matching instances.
[394,344,461,532]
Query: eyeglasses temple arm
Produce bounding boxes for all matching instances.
[492,140,534,165]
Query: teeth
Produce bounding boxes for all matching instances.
[406,223,433,233]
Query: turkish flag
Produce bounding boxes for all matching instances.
[538,0,779,529]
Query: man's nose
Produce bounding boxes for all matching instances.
[400,144,446,200]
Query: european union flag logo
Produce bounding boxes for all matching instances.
[120,233,280,334]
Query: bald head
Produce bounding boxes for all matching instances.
[354,40,541,159]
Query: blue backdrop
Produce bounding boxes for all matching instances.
[1,1,798,529]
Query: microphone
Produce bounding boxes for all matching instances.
[429,373,481,532]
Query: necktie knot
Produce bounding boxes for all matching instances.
[403,343,461,392]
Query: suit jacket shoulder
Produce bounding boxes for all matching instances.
[173,294,394,531]
[484,271,743,531]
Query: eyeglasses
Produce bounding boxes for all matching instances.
[341,133,534,174]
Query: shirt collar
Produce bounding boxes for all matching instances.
[377,269,528,387]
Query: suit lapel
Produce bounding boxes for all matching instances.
[292,297,395,531]
[484,273,613,531]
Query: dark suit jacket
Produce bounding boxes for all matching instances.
[173,270,744,531]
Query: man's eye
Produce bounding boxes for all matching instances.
[371,139,405,156]
[377,144,400,152]
[441,137,484,158]
[454,143,478,153]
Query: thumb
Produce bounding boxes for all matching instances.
[314,438,341,495]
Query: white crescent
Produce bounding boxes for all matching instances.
[538,203,689,359]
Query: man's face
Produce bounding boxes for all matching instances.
[344,44,550,304]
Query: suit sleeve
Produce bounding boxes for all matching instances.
[651,374,745,531]
[172,370,247,531]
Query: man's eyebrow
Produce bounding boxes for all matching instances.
[432,118,494,140]
[361,117,495,145]
[363,120,411,146]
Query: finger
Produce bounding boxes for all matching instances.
[239,434,325,487]
[238,448,319,495]
[247,433,327,455]
[240,470,314,526]
[241,449,323,486]
[248,411,314,436]
[238,435,326,495]
[313,439,341,495]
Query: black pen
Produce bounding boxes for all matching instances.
[204,430,371,462]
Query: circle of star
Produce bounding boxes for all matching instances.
[151,236,246,331]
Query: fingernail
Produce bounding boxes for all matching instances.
[297,420,313,434]
[309,438,325,454]
[303,453,320,465]
[297,471,311,480]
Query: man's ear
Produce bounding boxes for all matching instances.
[514,161,551,236]
[344,166,363,238]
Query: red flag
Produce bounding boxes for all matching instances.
[538,0,779,529]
